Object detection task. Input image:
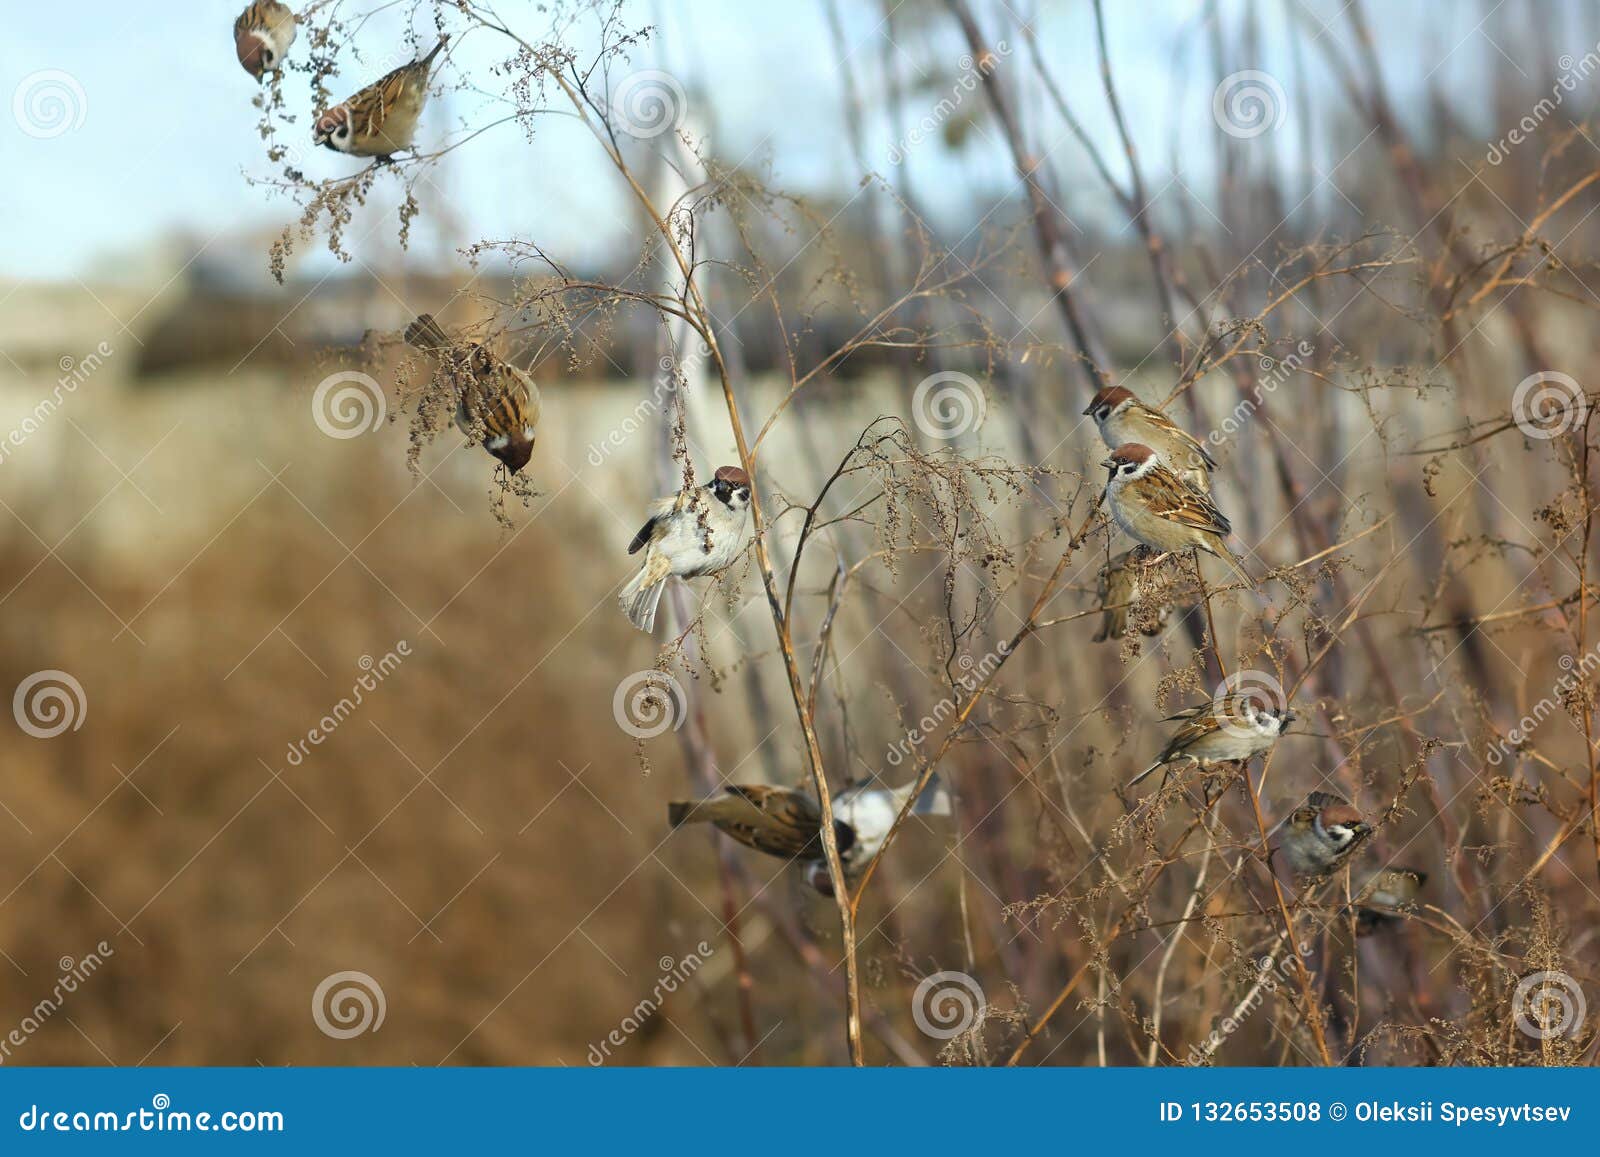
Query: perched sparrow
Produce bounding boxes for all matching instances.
[1101,443,1251,584]
[234,1,297,80]
[666,784,850,862]
[1353,866,1427,936]
[1276,791,1372,877]
[620,466,751,633]
[404,314,539,473]
[1126,694,1294,788]
[668,777,951,896]
[1093,549,1170,642]
[1084,385,1216,492]
[313,37,448,159]
[801,776,952,897]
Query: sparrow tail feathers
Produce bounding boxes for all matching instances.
[620,565,667,633]
[1125,760,1165,789]
[666,801,705,827]
[404,313,450,351]
[913,773,952,816]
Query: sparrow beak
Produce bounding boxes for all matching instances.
[1100,457,1115,471]
[1082,401,1097,416]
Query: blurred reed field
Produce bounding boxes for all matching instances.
[4,0,1600,1067]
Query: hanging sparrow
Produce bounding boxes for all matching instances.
[1125,694,1294,788]
[234,2,297,80]
[1093,548,1170,642]
[620,466,751,633]
[1352,866,1427,936]
[1276,791,1372,877]
[313,37,448,159]
[666,784,849,862]
[801,776,952,897]
[668,777,951,896]
[1101,443,1252,584]
[404,314,539,473]
[1084,385,1216,492]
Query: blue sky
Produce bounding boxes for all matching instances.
[0,0,1579,283]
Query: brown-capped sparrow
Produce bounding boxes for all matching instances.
[1101,443,1251,584]
[668,776,951,896]
[1276,791,1372,877]
[313,37,447,159]
[404,314,539,473]
[620,466,751,633]
[1084,385,1217,493]
[234,2,297,80]
[1352,866,1427,936]
[1125,694,1294,788]
[1093,548,1171,642]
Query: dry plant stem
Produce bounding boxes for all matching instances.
[521,54,865,1062]
[1006,797,1224,1065]
[1147,806,1217,1064]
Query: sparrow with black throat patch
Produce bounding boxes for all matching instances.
[404,314,539,473]
[1101,443,1252,585]
[620,466,751,633]
[1125,694,1294,788]
[234,1,297,80]
[1276,791,1372,878]
[313,37,448,160]
[1084,384,1217,493]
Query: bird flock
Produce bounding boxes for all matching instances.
[235,4,1419,924]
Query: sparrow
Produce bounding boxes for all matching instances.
[234,1,297,80]
[1101,443,1251,584]
[801,776,952,897]
[667,776,951,896]
[1125,694,1294,788]
[1084,385,1216,492]
[666,784,850,862]
[1276,791,1372,878]
[1093,548,1170,642]
[313,37,448,159]
[620,466,751,633]
[404,314,539,473]
[1352,866,1427,936]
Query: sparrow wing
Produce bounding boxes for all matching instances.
[1306,790,1351,810]
[1138,467,1233,536]
[627,495,681,555]
[717,785,825,859]
[1140,403,1219,470]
